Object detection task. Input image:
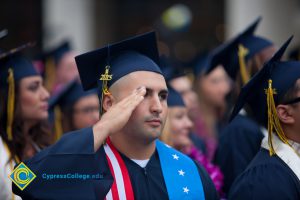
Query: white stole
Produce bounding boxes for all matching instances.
[0,137,22,200]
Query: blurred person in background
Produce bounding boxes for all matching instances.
[34,41,79,94]
[0,44,53,200]
[193,53,231,161]
[48,78,99,140]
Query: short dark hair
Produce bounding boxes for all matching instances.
[278,79,300,105]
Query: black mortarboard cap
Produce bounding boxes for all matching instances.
[45,41,71,65]
[167,85,185,107]
[193,52,212,77]
[0,42,38,87]
[205,17,273,81]
[160,55,185,82]
[49,79,97,109]
[75,31,162,91]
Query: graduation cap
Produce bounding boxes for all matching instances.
[37,41,72,91]
[205,17,273,84]
[49,79,97,110]
[230,36,299,155]
[0,42,38,141]
[160,55,186,82]
[193,52,212,77]
[44,41,72,65]
[75,31,162,114]
[48,78,97,140]
[167,85,185,107]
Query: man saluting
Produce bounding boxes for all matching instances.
[13,31,218,200]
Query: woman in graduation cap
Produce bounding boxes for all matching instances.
[161,86,224,196]
[48,78,99,140]
[193,52,231,161]
[228,37,300,199]
[0,45,53,200]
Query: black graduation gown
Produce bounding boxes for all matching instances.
[13,127,219,200]
[213,114,264,195]
[228,148,300,200]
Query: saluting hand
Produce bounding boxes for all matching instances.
[92,86,146,151]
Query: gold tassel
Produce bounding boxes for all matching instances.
[265,79,290,155]
[99,66,112,115]
[54,106,63,141]
[44,57,56,92]
[7,68,15,141]
[238,44,250,85]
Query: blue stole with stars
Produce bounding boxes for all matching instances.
[156,140,205,200]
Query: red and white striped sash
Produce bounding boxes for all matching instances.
[104,138,135,200]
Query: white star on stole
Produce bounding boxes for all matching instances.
[178,169,185,176]
[183,187,189,194]
[172,154,179,160]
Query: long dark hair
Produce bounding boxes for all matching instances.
[0,80,53,162]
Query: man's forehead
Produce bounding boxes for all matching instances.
[123,71,165,84]
[111,70,167,91]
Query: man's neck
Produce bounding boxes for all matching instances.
[109,133,156,160]
[283,126,300,144]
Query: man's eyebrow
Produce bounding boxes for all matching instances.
[145,87,153,93]
[159,89,168,94]
[145,87,168,93]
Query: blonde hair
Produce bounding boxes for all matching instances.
[160,110,174,146]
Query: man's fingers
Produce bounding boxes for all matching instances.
[122,86,146,108]
[129,86,146,107]
[96,86,146,140]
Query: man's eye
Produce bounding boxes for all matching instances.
[159,93,168,100]
[144,89,150,97]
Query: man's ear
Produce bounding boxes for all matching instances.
[277,105,295,124]
[102,94,115,112]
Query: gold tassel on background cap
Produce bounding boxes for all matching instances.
[7,68,15,141]
[99,65,113,115]
[238,44,250,85]
[54,106,63,141]
[265,79,290,155]
[44,57,56,92]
